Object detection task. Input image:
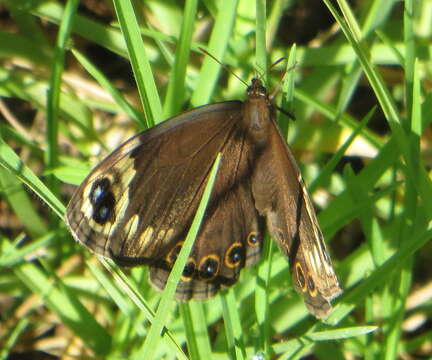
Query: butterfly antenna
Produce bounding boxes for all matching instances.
[269,57,287,71]
[254,57,287,85]
[269,61,298,100]
[199,47,248,87]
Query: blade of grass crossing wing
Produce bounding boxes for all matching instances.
[136,153,222,359]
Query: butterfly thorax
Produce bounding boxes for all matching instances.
[243,78,274,145]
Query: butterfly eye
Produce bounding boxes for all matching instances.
[225,242,244,267]
[89,178,116,224]
[247,232,260,246]
[257,85,266,95]
[199,255,220,280]
[181,259,196,281]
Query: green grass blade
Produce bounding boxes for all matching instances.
[3,240,112,355]
[191,1,239,106]
[221,291,246,360]
[180,302,213,359]
[71,49,143,126]
[0,138,64,218]
[162,0,198,117]
[112,0,162,127]
[45,0,79,193]
[136,153,222,359]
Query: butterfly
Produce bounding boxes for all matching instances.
[65,77,342,318]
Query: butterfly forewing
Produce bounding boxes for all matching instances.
[150,182,264,300]
[66,100,265,301]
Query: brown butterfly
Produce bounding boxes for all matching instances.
[66,78,341,318]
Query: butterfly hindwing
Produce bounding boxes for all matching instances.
[150,181,264,301]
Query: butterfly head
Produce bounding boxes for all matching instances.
[247,78,268,99]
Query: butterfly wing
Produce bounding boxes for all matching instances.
[150,180,264,301]
[251,117,342,318]
[66,101,264,300]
